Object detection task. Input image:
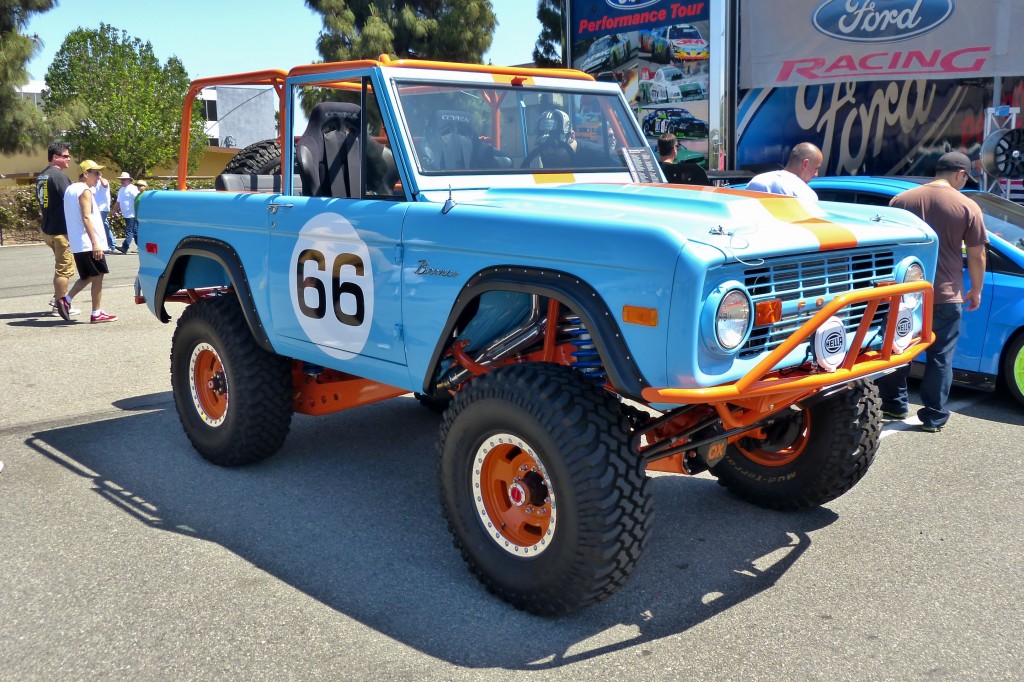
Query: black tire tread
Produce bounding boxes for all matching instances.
[438,364,651,615]
[221,139,281,176]
[714,380,881,511]
[170,295,293,466]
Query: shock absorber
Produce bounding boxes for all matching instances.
[560,313,606,385]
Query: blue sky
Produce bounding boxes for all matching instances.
[24,0,542,82]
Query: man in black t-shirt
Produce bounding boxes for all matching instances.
[657,133,682,182]
[36,142,79,320]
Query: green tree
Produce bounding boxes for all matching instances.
[533,0,564,67]
[0,0,56,154]
[303,1,496,115]
[42,23,205,178]
[306,1,496,63]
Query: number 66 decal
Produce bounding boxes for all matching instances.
[289,215,375,359]
[296,248,365,326]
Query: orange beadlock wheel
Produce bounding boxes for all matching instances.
[712,379,882,511]
[473,434,556,556]
[189,342,229,426]
[735,411,811,467]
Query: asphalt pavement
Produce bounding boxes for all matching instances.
[1,243,1022,681]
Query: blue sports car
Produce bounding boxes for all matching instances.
[808,176,1024,408]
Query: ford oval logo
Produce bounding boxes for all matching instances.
[605,0,661,10]
[824,331,845,354]
[812,0,955,43]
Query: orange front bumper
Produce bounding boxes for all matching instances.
[642,281,934,406]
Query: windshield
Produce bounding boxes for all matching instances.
[669,25,700,40]
[968,192,1024,250]
[395,81,646,175]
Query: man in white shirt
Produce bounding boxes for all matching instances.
[111,171,140,254]
[61,160,117,323]
[745,142,823,201]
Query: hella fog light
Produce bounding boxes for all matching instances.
[814,316,847,372]
[716,289,751,350]
[891,304,914,353]
[901,262,925,310]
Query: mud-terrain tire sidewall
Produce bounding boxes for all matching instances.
[170,295,293,466]
[1001,334,1024,407]
[438,364,651,616]
[713,379,881,510]
[221,138,281,175]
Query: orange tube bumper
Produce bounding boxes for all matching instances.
[641,281,934,405]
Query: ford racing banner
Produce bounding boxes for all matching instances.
[740,0,1024,88]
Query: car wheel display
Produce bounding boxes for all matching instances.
[1001,333,1024,407]
[438,363,651,615]
[170,294,293,466]
[713,380,881,510]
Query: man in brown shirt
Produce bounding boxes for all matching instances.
[876,151,988,432]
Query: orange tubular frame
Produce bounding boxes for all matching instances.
[175,57,598,190]
[642,281,934,413]
[177,70,288,190]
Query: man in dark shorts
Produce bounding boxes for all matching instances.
[62,160,117,323]
[36,141,81,320]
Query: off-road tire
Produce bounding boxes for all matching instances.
[222,138,281,175]
[1001,333,1024,408]
[438,363,651,616]
[170,294,293,466]
[713,379,881,510]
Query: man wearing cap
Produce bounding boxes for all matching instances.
[876,151,987,432]
[111,171,140,254]
[61,160,117,323]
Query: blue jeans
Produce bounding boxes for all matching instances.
[100,211,115,251]
[121,217,138,252]
[876,302,962,428]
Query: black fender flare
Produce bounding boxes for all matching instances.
[423,266,650,400]
[154,236,274,353]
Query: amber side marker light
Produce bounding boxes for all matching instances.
[755,299,783,325]
[623,305,658,327]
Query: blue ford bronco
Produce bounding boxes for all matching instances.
[136,57,937,615]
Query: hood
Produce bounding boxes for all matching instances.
[461,183,936,260]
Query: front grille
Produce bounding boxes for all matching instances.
[740,250,895,358]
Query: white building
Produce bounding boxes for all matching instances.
[201,86,277,150]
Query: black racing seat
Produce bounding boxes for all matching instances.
[295,102,362,198]
[661,161,711,186]
[422,109,475,171]
[676,162,711,185]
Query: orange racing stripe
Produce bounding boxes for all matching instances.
[758,196,859,251]
[534,173,575,184]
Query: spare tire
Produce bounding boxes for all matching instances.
[222,138,281,175]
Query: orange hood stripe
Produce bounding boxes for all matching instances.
[758,196,859,251]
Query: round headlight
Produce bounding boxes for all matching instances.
[902,262,925,310]
[716,289,751,350]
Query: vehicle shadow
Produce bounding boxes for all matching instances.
[28,396,838,669]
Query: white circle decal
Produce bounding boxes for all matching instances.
[289,213,374,360]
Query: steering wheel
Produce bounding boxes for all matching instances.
[520,141,576,169]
